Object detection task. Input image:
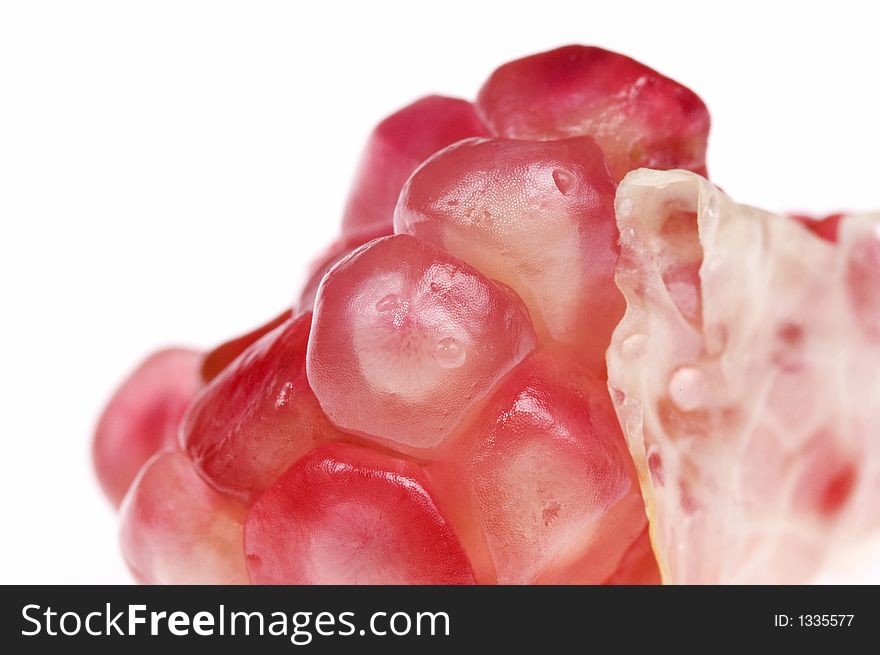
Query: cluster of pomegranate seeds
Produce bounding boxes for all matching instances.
[94,44,714,584]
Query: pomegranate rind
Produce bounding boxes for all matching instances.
[607,169,880,584]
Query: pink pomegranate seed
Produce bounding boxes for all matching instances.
[395,136,621,373]
[792,212,843,243]
[307,234,537,453]
[93,348,201,506]
[341,95,489,239]
[477,45,710,182]
[429,355,650,584]
[245,443,476,584]
[182,313,345,502]
[296,225,388,313]
[200,309,292,384]
[120,450,248,584]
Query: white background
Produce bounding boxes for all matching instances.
[1,1,878,583]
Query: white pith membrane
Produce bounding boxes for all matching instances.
[607,169,880,584]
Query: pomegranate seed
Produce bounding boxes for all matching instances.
[245,444,475,584]
[183,313,345,502]
[395,136,621,372]
[93,348,201,506]
[307,234,537,453]
[342,95,489,239]
[120,450,248,584]
[477,45,710,181]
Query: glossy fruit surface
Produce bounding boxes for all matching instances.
[395,136,621,372]
[476,45,710,181]
[307,234,537,453]
[120,450,248,584]
[94,44,744,585]
[183,312,344,502]
[341,95,489,240]
[245,443,476,584]
[94,348,201,506]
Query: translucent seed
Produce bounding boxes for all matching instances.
[433,337,466,369]
[668,366,706,412]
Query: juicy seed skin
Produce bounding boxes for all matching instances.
[429,355,650,584]
[200,309,292,384]
[476,45,710,182]
[182,312,346,503]
[307,234,538,453]
[245,443,476,585]
[120,450,249,585]
[93,348,201,507]
[296,225,389,313]
[341,95,489,240]
[394,136,622,374]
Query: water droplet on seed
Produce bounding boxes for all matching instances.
[433,337,466,369]
[552,168,576,195]
[668,366,706,412]
[375,293,399,313]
